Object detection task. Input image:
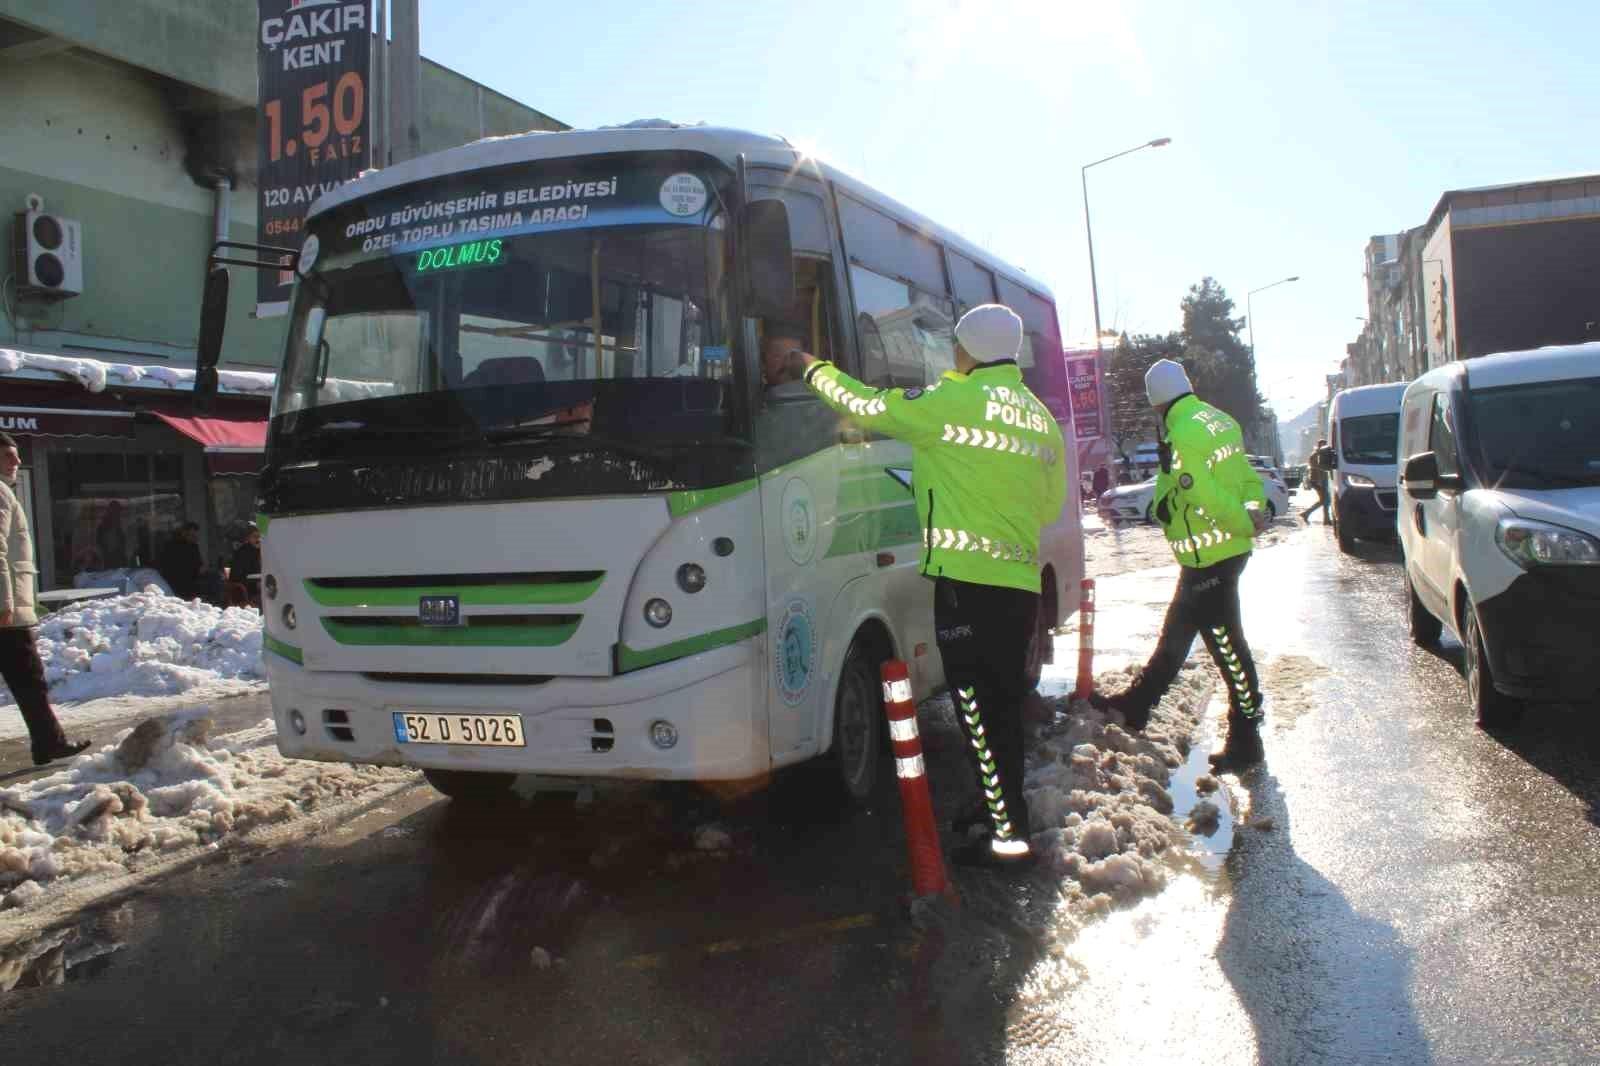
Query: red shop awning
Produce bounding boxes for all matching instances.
[152,412,268,476]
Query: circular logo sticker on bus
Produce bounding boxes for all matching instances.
[659,173,708,217]
[775,598,817,706]
[781,478,817,566]
[297,233,320,276]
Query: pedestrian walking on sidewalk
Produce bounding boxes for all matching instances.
[1090,361,1270,771]
[788,304,1066,869]
[1303,438,1333,524]
[0,433,90,766]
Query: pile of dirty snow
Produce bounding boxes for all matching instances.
[0,711,415,915]
[1019,667,1214,912]
[0,590,265,716]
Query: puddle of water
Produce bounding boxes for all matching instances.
[1166,697,1237,872]
[0,902,134,994]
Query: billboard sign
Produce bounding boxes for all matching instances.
[1065,349,1104,442]
[255,0,372,315]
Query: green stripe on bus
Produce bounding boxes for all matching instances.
[836,475,912,510]
[321,619,580,648]
[824,504,921,559]
[667,480,758,517]
[302,576,604,608]
[615,618,767,673]
[264,635,302,664]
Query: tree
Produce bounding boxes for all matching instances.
[1177,277,1266,432]
[1102,278,1274,469]
[1103,331,1181,467]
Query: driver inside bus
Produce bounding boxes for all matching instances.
[760,320,812,402]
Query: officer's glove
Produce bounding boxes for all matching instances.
[1154,493,1172,526]
[1245,502,1268,534]
[1157,440,1173,474]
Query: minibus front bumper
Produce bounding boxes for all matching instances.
[1336,485,1398,540]
[263,636,768,780]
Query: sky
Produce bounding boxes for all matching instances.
[419,0,1600,421]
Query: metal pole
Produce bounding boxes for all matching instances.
[1082,166,1104,354]
[1247,290,1255,363]
[389,0,420,164]
[371,0,385,167]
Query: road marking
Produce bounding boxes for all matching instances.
[620,912,877,970]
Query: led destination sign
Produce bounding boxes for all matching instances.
[415,238,503,274]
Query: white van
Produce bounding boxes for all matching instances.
[1397,343,1600,727]
[1327,382,1408,552]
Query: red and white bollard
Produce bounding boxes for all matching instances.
[880,660,953,901]
[1074,577,1097,700]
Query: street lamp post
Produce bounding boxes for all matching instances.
[1244,275,1298,460]
[1081,137,1171,351]
[1245,275,1299,364]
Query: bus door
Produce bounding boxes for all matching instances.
[753,259,861,762]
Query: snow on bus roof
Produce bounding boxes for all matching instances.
[309,126,1055,307]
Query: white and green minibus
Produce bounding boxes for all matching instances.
[222,125,1084,801]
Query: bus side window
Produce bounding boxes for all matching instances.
[998,279,1068,421]
[849,264,954,388]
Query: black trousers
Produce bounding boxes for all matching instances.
[1123,553,1263,724]
[0,627,67,756]
[935,577,1037,845]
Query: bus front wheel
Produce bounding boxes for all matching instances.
[827,639,884,804]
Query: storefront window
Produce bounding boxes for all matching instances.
[48,452,186,584]
[209,477,260,551]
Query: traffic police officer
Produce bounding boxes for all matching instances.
[788,304,1066,869]
[1093,359,1269,770]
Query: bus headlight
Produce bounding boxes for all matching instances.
[263,574,278,599]
[644,598,673,628]
[650,720,679,749]
[676,563,707,594]
[282,604,298,630]
[1345,473,1375,489]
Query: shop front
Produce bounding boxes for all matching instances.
[1,357,270,597]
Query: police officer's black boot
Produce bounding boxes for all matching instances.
[1087,685,1152,732]
[1208,713,1264,773]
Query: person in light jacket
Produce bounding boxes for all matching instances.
[1,433,90,766]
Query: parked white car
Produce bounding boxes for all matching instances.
[1098,467,1288,526]
[1398,342,1600,728]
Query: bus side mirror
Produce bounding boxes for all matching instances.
[1403,451,1439,499]
[738,199,794,319]
[196,266,230,413]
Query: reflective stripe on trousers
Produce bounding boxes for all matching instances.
[957,685,1018,843]
[1211,624,1259,719]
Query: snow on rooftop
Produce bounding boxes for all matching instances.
[0,590,267,742]
[0,348,276,396]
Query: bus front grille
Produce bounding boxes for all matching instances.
[321,614,582,648]
[303,571,605,609]
[362,672,555,685]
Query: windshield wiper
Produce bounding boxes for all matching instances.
[483,421,665,460]
[486,421,748,454]
[1494,462,1599,487]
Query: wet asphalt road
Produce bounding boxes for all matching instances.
[4,516,1599,1066]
